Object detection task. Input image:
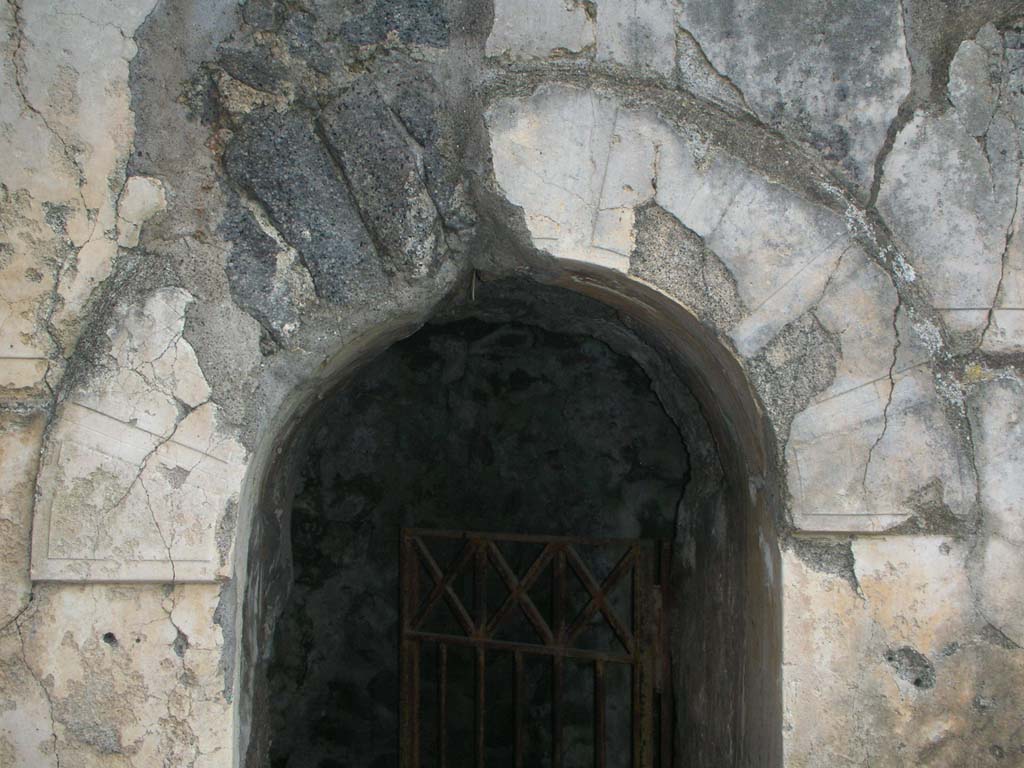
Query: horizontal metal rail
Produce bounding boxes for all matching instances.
[400,529,672,768]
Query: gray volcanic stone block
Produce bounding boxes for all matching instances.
[223,108,382,303]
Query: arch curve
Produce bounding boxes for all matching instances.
[233,262,783,767]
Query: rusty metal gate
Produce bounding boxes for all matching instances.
[400,528,672,768]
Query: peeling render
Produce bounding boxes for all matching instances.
[0,0,1022,766]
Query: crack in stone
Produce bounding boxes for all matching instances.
[381,99,451,233]
[863,295,903,488]
[965,563,1023,650]
[13,613,62,767]
[867,0,915,208]
[981,175,1022,347]
[6,0,90,219]
[88,395,211,560]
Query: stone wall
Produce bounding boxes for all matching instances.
[0,0,1022,766]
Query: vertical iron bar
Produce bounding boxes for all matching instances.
[594,660,607,768]
[476,647,486,768]
[632,545,640,768]
[475,540,487,636]
[552,655,564,768]
[553,546,567,640]
[553,546,567,768]
[514,651,524,768]
[401,533,421,768]
[632,544,657,768]
[438,643,448,768]
[635,546,655,768]
[659,543,673,768]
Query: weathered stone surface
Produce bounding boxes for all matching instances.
[1,584,231,767]
[0,411,45,625]
[880,23,1023,344]
[629,202,745,332]
[0,628,59,767]
[486,0,595,59]
[788,307,971,532]
[223,109,386,304]
[968,373,1024,648]
[878,109,1017,337]
[0,190,53,391]
[319,79,443,277]
[595,0,676,78]
[0,0,161,365]
[488,86,651,271]
[339,0,449,47]
[2,1,1023,765]
[116,175,167,248]
[31,289,246,582]
[218,198,315,344]
[487,81,860,339]
[785,537,1024,766]
[487,82,974,535]
[677,0,911,192]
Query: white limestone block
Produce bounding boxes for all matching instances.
[676,0,911,192]
[486,0,595,59]
[117,175,168,248]
[31,289,244,582]
[595,0,676,77]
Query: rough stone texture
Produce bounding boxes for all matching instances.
[0,0,160,379]
[1,583,232,767]
[878,22,1023,346]
[784,537,1024,767]
[676,0,912,193]
[1,0,1023,765]
[968,372,1024,649]
[31,288,247,582]
[487,0,595,60]
[485,81,974,533]
[595,0,676,78]
[0,411,45,627]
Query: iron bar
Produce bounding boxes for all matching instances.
[485,541,555,644]
[514,651,524,768]
[476,647,486,768]
[410,536,476,635]
[438,643,448,768]
[552,655,563,768]
[565,546,638,653]
[553,546,567,642]
[475,541,487,635]
[404,631,634,663]
[659,542,673,768]
[400,535,421,768]
[595,660,607,768]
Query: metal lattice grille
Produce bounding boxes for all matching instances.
[400,529,673,768]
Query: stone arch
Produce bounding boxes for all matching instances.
[232,262,783,767]
[484,81,976,535]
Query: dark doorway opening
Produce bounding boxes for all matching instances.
[266,313,700,767]
[243,274,783,768]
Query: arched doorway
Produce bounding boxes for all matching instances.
[233,265,783,767]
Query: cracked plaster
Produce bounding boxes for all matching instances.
[878,22,1024,348]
